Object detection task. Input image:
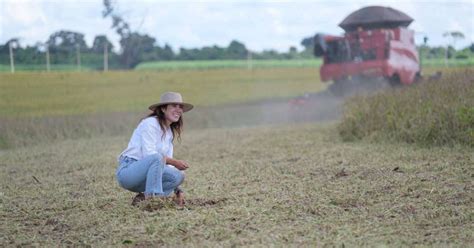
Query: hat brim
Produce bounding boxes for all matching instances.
[148,102,194,112]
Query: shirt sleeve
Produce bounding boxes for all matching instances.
[140,118,161,157]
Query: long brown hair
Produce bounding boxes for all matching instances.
[143,104,182,143]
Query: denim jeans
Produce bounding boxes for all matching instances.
[116,153,184,197]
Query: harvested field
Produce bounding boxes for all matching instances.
[1,67,472,246]
[1,124,472,246]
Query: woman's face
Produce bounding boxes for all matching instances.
[162,104,184,125]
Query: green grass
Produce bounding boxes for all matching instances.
[421,57,474,67]
[0,68,323,118]
[338,68,474,147]
[0,59,324,72]
[0,64,97,72]
[136,58,473,70]
[2,57,471,73]
[1,124,472,246]
[135,59,323,70]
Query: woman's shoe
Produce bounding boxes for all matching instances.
[131,192,145,206]
[173,191,185,207]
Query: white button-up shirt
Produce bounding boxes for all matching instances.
[118,117,173,161]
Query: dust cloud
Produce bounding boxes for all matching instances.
[186,79,391,129]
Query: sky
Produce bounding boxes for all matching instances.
[0,0,473,53]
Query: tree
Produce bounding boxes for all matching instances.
[120,32,156,68]
[0,39,19,56]
[199,45,226,60]
[226,40,247,59]
[427,46,446,59]
[443,31,465,48]
[103,0,157,68]
[159,44,175,60]
[46,30,88,52]
[45,30,88,65]
[102,0,130,38]
[288,46,298,59]
[442,31,464,65]
[300,36,314,50]
[91,35,114,53]
[257,49,282,60]
[177,47,201,60]
[446,46,456,59]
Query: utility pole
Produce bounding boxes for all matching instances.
[421,36,428,69]
[9,41,15,73]
[104,42,108,72]
[247,50,252,71]
[45,45,50,72]
[445,45,448,67]
[76,44,81,71]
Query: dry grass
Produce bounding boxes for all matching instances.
[0,94,342,150]
[338,68,474,147]
[0,68,323,118]
[1,67,472,246]
[0,67,326,149]
[1,124,472,246]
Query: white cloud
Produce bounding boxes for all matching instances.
[0,0,472,51]
[6,1,47,25]
[1,1,47,43]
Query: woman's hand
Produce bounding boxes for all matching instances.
[166,157,189,170]
[173,160,189,170]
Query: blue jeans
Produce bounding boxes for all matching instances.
[116,154,184,197]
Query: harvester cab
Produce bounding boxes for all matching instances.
[314,6,421,96]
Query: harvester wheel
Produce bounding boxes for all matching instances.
[388,74,401,87]
[414,71,423,83]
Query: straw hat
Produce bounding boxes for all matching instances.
[148,92,194,112]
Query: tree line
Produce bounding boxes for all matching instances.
[0,30,315,70]
[2,29,472,70]
[2,0,472,71]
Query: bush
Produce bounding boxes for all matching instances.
[338,69,474,147]
[455,53,469,59]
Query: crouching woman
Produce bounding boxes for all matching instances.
[116,92,193,206]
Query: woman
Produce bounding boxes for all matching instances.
[116,92,193,206]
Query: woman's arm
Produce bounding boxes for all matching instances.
[165,157,189,170]
[140,118,161,157]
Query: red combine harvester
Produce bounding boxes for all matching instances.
[314,6,421,96]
